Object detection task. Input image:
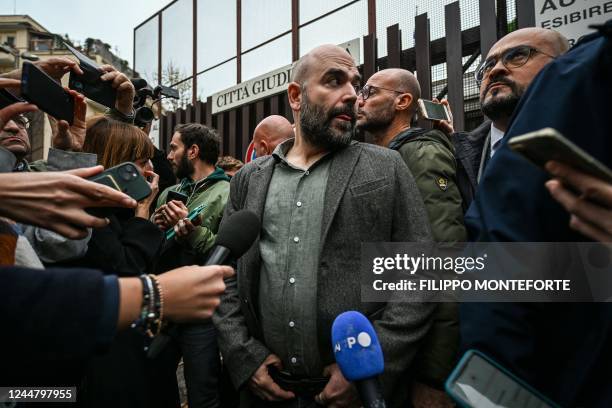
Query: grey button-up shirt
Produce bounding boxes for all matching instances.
[259,138,331,376]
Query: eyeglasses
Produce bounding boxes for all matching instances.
[357,84,407,101]
[10,114,30,130]
[475,45,557,85]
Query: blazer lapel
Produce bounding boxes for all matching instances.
[320,143,362,246]
[243,158,275,302]
[246,158,275,220]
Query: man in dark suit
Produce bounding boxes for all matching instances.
[461,22,612,407]
[453,27,569,210]
[213,44,434,408]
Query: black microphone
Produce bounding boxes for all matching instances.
[204,209,260,266]
[131,78,149,91]
[147,210,260,358]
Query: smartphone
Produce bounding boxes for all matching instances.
[21,61,74,124]
[508,128,612,183]
[445,350,560,408]
[0,88,24,109]
[418,99,450,121]
[64,42,117,109]
[166,190,188,205]
[89,162,152,202]
[165,204,206,241]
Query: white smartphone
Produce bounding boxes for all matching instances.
[508,127,612,183]
[418,99,450,121]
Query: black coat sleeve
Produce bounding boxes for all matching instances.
[84,216,164,277]
[0,266,119,383]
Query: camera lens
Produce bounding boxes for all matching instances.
[119,164,136,181]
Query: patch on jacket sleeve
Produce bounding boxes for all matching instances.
[436,177,448,191]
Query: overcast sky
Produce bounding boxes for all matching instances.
[0,0,172,67]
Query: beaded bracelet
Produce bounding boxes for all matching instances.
[132,274,165,348]
[149,274,165,336]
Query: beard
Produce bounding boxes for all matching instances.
[300,89,355,150]
[480,75,525,122]
[357,99,395,133]
[175,152,194,180]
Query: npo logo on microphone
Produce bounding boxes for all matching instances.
[334,331,372,353]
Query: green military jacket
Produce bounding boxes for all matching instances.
[389,127,464,388]
[389,127,467,243]
[156,167,230,256]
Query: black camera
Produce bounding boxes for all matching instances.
[118,163,139,182]
[131,78,180,128]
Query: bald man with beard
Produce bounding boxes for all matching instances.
[357,68,464,407]
[214,44,434,408]
[252,115,294,157]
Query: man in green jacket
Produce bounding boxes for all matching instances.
[357,68,465,407]
[154,123,230,256]
[152,123,230,408]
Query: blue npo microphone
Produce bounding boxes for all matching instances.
[332,311,386,408]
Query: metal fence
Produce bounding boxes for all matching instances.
[156,0,536,161]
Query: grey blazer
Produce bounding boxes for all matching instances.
[213,141,435,407]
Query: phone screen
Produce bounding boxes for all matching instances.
[21,62,74,123]
[450,353,554,408]
[421,100,448,121]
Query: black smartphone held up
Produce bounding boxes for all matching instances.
[0,88,24,109]
[89,162,152,202]
[166,190,188,205]
[64,42,117,109]
[508,127,612,183]
[418,99,450,121]
[445,350,559,408]
[21,61,74,124]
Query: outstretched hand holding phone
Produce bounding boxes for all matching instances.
[546,161,612,242]
[51,88,88,151]
[0,164,137,239]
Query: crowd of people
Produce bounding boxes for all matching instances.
[0,20,611,408]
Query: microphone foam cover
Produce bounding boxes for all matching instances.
[131,78,149,90]
[214,210,260,258]
[331,311,384,381]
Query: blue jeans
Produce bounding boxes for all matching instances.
[179,320,221,408]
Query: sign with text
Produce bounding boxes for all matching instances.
[211,38,360,114]
[535,0,611,47]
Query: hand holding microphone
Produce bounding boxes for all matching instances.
[315,363,360,407]
[331,311,387,408]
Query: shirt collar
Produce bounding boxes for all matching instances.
[490,124,505,157]
[271,138,295,165]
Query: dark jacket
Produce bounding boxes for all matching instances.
[452,120,491,212]
[388,128,464,388]
[461,22,612,407]
[58,210,176,408]
[213,141,434,407]
[391,127,466,242]
[61,209,163,276]
[0,266,117,386]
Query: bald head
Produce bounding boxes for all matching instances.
[356,68,421,140]
[287,44,360,151]
[480,28,569,131]
[291,44,355,86]
[252,115,294,156]
[381,69,421,99]
[489,27,569,58]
